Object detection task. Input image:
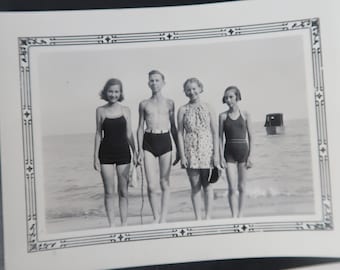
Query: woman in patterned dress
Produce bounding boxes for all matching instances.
[177,78,219,220]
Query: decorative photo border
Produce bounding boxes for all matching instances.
[18,17,332,253]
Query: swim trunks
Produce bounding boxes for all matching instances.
[223,112,249,163]
[142,132,172,157]
[99,116,131,165]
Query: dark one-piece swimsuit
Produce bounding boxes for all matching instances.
[99,116,131,165]
[223,113,249,163]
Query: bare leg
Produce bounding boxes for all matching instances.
[116,163,130,226]
[100,164,116,227]
[158,152,172,223]
[186,169,202,220]
[225,163,238,218]
[143,151,160,222]
[200,169,212,220]
[237,163,247,218]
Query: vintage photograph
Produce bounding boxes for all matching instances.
[1,1,338,268]
[28,28,318,235]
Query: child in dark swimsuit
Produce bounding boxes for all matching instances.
[94,78,137,227]
[218,86,253,218]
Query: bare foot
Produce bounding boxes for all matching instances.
[151,218,160,224]
[159,218,167,224]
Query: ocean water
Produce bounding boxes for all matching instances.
[43,119,314,223]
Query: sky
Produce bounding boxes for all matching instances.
[32,33,311,136]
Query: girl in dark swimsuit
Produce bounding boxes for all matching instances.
[218,86,253,218]
[94,78,137,227]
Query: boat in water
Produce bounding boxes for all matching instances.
[264,113,285,135]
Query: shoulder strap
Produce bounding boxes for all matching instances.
[239,109,246,121]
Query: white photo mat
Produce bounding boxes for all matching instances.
[22,18,327,248]
[1,0,340,269]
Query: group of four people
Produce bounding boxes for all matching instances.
[93,70,253,227]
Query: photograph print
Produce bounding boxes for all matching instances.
[20,17,331,251]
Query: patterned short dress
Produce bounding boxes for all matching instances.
[183,102,214,169]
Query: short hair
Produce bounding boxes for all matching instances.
[183,77,204,93]
[222,86,242,103]
[148,70,165,81]
[100,78,124,102]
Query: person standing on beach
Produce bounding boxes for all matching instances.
[137,70,180,223]
[177,78,219,220]
[94,78,137,227]
[219,86,253,218]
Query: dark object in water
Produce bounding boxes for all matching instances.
[264,113,285,135]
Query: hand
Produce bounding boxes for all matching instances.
[94,157,101,172]
[137,152,144,166]
[246,158,253,169]
[172,151,180,166]
[132,152,138,166]
[180,157,188,169]
[213,157,219,168]
[220,157,227,169]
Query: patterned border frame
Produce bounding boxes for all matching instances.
[18,18,332,253]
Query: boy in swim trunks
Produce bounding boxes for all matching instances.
[137,70,180,223]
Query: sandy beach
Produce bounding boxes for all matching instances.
[47,183,314,233]
[45,119,315,233]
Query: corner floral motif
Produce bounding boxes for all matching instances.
[288,19,312,30]
[311,19,320,49]
[19,38,51,66]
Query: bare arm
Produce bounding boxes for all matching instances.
[93,107,103,171]
[177,106,187,168]
[123,106,137,165]
[218,113,226,168]
[136,102,145,164]
[168,100,180,165]
[245,111,253,168]
[208,103,219,166]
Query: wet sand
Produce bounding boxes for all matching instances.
[47,186,314,233]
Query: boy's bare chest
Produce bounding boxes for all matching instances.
[144,102,170,116]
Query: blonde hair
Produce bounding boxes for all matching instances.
[183,77,204,92]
